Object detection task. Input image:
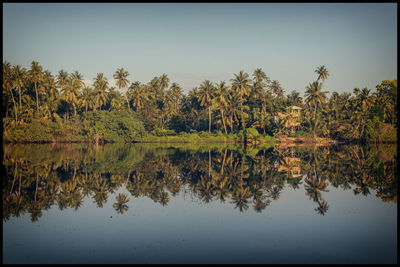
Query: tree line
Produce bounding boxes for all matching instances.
[3,61,397,143]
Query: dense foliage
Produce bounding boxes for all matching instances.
[3,61,397,143]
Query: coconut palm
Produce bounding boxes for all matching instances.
[28,61,43,112]
[93,73,109,111]
[169,82,183,114]
[3,61,18,122]
[269,80,284,97]
[252,105,270,135]
[113,68,131,111]
[212,81,229,134]
[79,86,94,114]
[315,65,329,82]
[56,70,69,90]
[129,83,149,111]
[198,80,215,134]
[12,65,27,111]
[304,81,329,119]
[225,93,242,133]
[61,77,79,117]
[159,73,170,98]
[231,71,252,129]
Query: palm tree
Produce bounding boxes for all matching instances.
[3,61,18,122]
[230,71,252,129]
[315,65,329,82]
[113,68,131,111]
[304,81,329,119]
[198,80,215,134]
[70,71,85,116]
[159,73,170,98]
[61,77,79,117]
[129,83,149,111]
[212,81,229,134]
[169,82,183,114]
[269,80,284,97]
[252,105,270,135]
[12,65,27,111]
[29,61,43,112]
[56,70,69,91]
[252,68,270,103]
[79,86,94,114]
[352,87,376,139]
[93,73,109,111]
[225,93,241,133]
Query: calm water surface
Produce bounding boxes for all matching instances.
[2,143,397,264]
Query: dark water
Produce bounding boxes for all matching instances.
[2,143,397,264]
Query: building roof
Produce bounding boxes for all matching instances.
[290,106,303,110]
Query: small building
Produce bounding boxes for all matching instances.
[288,106,303,116]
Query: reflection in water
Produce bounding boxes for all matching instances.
[2,143,397,222]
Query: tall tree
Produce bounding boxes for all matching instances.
[169,82,183,114]
[12,65,27,111]
[230,71,252,130]
[315,65,329,82]
[129,83,149,111]
[79,86,94,114]
[113,68,131,111]
[93,73,109,111]
[304,81,329,119]
[29,61,43,112]
[159,74,170,99]
[198,80,215,134]
[212,81,229,134]
[3,61,18,122]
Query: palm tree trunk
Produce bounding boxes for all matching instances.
[221,109,228,135]
[240,99,244,130]
[209,106,211,134]
[209,149,211,177]
[73,103,77,117]
[8,87,18,122]
[35,170,39,203]
[18,87,22,111]
[221,148,227,175]
[34,82,39,112]
[126,94,130,111]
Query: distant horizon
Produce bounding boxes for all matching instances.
[3,3,397,96]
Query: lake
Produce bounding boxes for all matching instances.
[2,142,397,264]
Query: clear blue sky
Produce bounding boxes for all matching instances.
[3,3,397,96]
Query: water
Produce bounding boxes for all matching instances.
[2,143,397,264]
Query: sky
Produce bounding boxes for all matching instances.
[3,3,397,96]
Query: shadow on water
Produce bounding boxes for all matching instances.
[2,142,397,222]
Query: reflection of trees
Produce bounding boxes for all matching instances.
[2,143,397,222]
[113,193,130,214]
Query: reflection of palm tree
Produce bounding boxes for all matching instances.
[231,186,252,212]
[304,168,329,203]
[315,199,329,216]
[113,193,130,214]
[253,199,271,213]
[159,191,169,206]
[269,185,282,200]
